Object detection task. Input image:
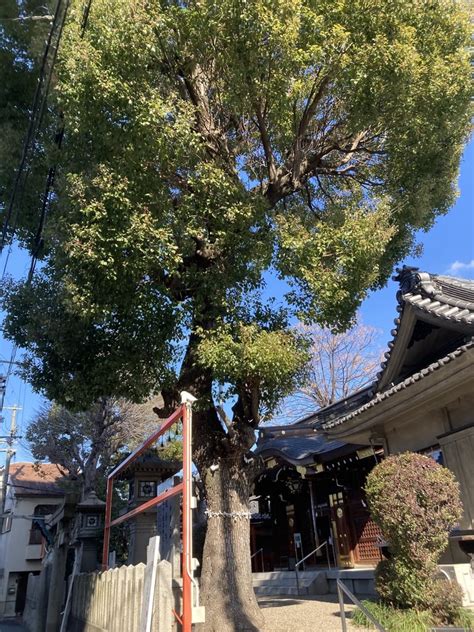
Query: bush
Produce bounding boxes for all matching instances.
[352,599,474,631]
[365,452,463,621]
[374,558,431,609]
[352,600,432,631]
[425,578,464,625]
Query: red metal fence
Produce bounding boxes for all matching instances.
[102,396,197,631]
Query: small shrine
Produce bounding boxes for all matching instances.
[120,451,178,565]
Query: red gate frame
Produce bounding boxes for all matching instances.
[102,400,194,632]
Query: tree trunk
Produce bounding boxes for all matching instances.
[177,334,263,630]
[198,458,264,632]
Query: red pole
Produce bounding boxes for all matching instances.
[102,477,113,570]
[181,402,192,632]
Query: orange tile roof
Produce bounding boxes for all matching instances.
[8,462,67,497]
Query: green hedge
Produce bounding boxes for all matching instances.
[365,452,464,624]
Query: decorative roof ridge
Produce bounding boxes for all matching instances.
[373,291,406,386]
[393,266,431,297]
[394,266,474,310]
[323,339,474,430]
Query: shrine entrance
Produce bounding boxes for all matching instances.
[252,449,383,570]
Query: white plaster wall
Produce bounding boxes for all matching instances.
[0,493,57,615]
[446,393,474,431]
[385,408,447,454]
[383,385,474,455]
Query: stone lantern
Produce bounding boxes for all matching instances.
[76,490,106,572]
[122,451,177,565]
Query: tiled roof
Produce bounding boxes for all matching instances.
[323,341,474,429]
[376,267,474,382]
[400,271,474,325]
[260,267,474,452]
[255,432,349,466]
[286,386,373,430]
[8,462,67,497]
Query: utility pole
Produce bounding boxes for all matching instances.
[0,405,21,531]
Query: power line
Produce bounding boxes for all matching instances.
[0,0,67,256]
[1,0,72,402]
[0,0,95,460]
[1,0,94,267]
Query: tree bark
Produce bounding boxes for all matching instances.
[178,334,264,630]
[198,457,264,632]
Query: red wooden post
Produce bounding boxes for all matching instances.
[101,399,198,628]
[181,401,193,632]
[102,477,113,570]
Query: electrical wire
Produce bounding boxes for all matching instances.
[0,0,65,255]
[0,1,95,475]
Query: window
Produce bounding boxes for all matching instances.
[1,514,12,534]
[138,481,156,498]
[420,445,443,465]
[29,504,58,546]
[28,523,43,545]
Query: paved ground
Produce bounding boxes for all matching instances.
[259,594,358,632]
[0,598,358,632]
[0,620,28,632]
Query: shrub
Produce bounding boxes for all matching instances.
[365,452,463,621]
[352,599,474,631]
[374,558,431,609]
[424,578,464,625]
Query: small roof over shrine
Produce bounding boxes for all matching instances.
[116,450,180,480]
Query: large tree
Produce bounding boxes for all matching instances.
[1,1,471,629]
[0,1,56,243]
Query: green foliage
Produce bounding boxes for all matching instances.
[1,272,179,407]
[157,438,183,462]
[374,558,430,609]
[352,599,474,631]
[0,2,55,234]
[425,578,466,626]
[198,324,310,416]
[365,452,463,620]
[1,0,472,416]
[352,600,432,631]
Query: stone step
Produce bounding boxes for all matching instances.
[253,578,315,588]
[252,571,319,580]
[253,579,296,587]
[252,570,326,597]
[254,585,308,596]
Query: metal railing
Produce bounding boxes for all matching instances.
[337,579,386,632]
[435,568,452,582]
[295,540,331,595]
[250,547,264,572]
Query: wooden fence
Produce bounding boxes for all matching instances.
[68,537,174,632]
[24,536,175,632]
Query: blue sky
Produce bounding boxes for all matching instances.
[360,137,474,334]
[1,137,473,461]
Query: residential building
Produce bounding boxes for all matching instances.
[0,462,65,616]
